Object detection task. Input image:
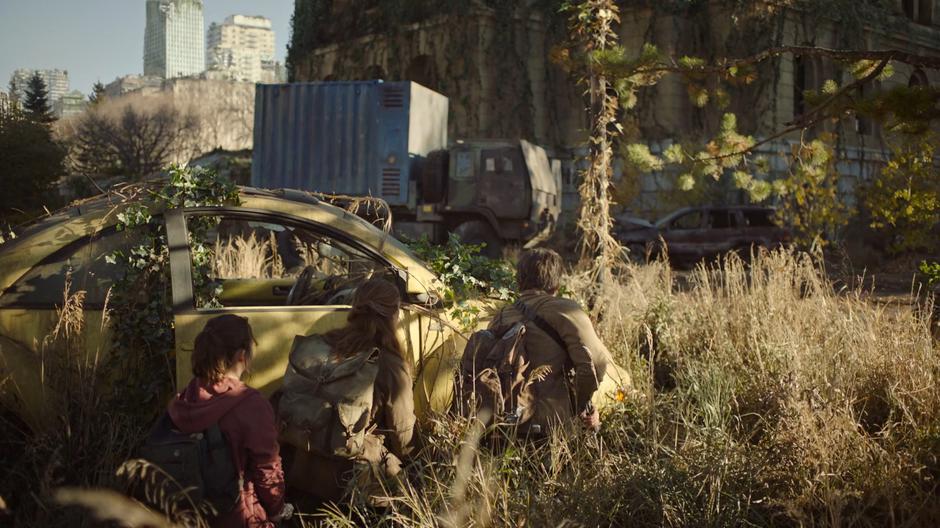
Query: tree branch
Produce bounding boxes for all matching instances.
[693,59,890,164]
[631,46,940,77]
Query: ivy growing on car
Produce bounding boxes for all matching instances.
[105,165,240,416]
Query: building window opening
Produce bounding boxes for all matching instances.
[918,0,933,24]
[793,55,819,119]
[909,68,929,87]
[903,0,915,20]
[856,81,876,136]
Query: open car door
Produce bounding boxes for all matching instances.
[165,207,409,397]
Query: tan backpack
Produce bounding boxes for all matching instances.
[278,335,380,459]
[456,300,567,432]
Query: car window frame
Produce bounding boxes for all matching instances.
[706,208,739,230]
[166,207,407,315]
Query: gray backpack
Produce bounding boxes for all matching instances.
[278,335,380,459]
[139,414,241,515]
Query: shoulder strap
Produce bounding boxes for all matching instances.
[514,299,567,352]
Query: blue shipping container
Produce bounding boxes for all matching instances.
[251,81,448,207]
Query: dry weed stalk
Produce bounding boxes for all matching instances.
[568,0,625,314]
[118,459,212,527]
[55,488,180,528]
[213,232,285,279]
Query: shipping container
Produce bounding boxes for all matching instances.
[251,81,448,206]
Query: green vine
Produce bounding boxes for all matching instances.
[105,165,240,415]
[405,233,514,329]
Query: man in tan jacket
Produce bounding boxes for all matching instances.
[488,248,609,432]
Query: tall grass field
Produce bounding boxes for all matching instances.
[2,249,938,527]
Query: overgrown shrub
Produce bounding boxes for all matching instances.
[406,233,515,329]
[864,135,940,254]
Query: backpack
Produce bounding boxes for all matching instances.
[278,334,381,459]
[139,413,241,515]
[457,300,567,431]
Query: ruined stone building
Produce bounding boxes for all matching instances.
[287,0,940,217]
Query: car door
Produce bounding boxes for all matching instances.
[0,225,136,426]
[165,207,415,398]
[703,208,744,258]
[661,209,706,263]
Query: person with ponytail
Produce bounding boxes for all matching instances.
[168,315,292,527]
[282,277,416,504]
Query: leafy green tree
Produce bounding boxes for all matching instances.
[864,135,940,253]
[0,105,66,223]
[773,133,852,247]
[23,72,54,123]
[558,1,940,266]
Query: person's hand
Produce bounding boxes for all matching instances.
[272,502,294,523]
[579,407,601,431]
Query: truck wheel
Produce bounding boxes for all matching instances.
[421,150,448,203]
[453,220,503,259]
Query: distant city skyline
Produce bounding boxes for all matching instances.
[0,0,293,96]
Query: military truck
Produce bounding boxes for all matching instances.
[252,81,559,256]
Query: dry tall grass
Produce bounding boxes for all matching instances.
[0,277,148,526]
[213,232,286,279]
[4,249,938,527]
[308,249,939,526]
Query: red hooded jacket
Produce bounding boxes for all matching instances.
[168,377,286,528]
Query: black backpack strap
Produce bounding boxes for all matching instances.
[513,299,567,352]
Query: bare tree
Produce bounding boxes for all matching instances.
[68,98,200,181]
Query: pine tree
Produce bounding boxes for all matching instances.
[0,99,66,223]
[89,81,106,105]
[24,72,54,123]
[7,78,19,103]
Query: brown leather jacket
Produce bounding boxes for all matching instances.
[489,290,610,431]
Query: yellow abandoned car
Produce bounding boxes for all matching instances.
[0,186,629,429]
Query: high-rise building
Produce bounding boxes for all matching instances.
[144,0,206,80]
[207,15,278,83]
[8,68,70,106]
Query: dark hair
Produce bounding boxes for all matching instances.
[516,248,563,294]
[323,278,407,369]
[192,315,256,383]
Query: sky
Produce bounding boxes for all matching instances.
[0,0,294,96]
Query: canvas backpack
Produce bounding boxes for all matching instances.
[457,300,567,431]
[278,334,381,459]
[139,413,241,515]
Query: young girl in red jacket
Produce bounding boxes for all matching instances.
[168,315,293,527]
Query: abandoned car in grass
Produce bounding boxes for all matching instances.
[0,185,628,430]
[616,205,791,266]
